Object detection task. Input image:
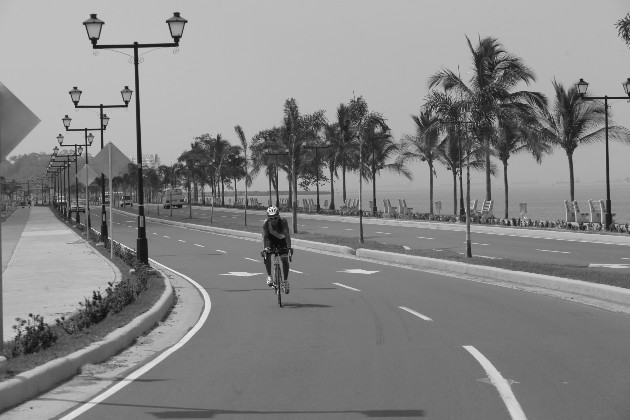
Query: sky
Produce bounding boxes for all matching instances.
[2,0,630,194]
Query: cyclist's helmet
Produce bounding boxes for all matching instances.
[266,206,279,217]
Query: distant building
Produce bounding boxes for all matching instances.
[132,154,161,169]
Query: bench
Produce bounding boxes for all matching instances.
[476,199,494,221]
[564,200,589,224]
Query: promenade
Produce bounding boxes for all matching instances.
[2,207,119,342]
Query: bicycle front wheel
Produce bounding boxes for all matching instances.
[274,261,282,307]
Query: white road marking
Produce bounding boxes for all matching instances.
[417,236,434,240]
[178,239,186,243]
[535,249,570,254]
[589,263,630,268]
[399,306,433,321]
[333,283,361,291]
[337,269,380,274]
[289,268,303,273]
[219,272,263,276]
[194,244,204,247]
[320,226,329,229]
[464,242,489,246]
[457,252,500,260]
[345,228,354,231]
[163,236,170,238]
[216,249,227,253]
[403,246,411,250]
[463,346,526,420]
[152,232,157,235]
[244,257,259,262]
[61,260,211,420]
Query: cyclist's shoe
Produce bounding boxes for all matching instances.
[284,279,290,294]
[266,276,273,287]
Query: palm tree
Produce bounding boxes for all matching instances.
[235,125,253,225]
[616,12,630,46]
[533,79,630,201]
[364,126,411,215]
[495,109,552,218]
[398,109,442,214]
[428,36,544,201]
[333,103,353,203]
[323,122,339,210]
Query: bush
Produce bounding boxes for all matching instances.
[10,314,58,357]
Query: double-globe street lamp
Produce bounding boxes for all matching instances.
[264,148,289,208]
[54,141,86,224]
[59,117,96,226]
[68,86,132,241]
[575,78,630,230]
[82,12,188,264]
[50,151,77,220]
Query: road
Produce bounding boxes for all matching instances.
[62,207,630,419]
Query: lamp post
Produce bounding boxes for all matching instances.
[303,141,330,212]
[82,12,188,265]
[68,86,131,241]
[54,142,84,224]
[264,148,288,207]
[576,78,630,230]
[50,151,77,220]
[57,130,93,225]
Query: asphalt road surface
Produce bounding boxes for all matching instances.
[62,208,630,419]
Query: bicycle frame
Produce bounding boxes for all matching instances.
[267,246,290,307]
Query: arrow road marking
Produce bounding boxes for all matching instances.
[399,306,433,321]
[463,346,527,420]
[337,269,380,274]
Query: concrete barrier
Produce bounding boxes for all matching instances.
[356,249,630,307]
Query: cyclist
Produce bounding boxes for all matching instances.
[261,206,292,292]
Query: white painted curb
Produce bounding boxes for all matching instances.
[356,249,630,307]
[0,275,174,413]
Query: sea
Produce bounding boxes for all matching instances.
[240,181,630,224]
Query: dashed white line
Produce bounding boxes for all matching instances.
[194,244,204,248]
[535,249,570,254]
[399,306,433,321]
[333,283,361,291]
[178,239,186,243]
[163,236,170,238]
[463,346,526,420]
[244,257,259,262]
[289,269,303,273]
[417,236,434,240]
[216,249,227,253]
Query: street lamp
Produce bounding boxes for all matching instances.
[576,77,630,230]
[82,12,188,264]
[57,134,88,225]
[60,116,97,229]
[68,86,131,241]
[302,141,330,212]
[50,150,76,220]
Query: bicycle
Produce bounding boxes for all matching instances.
[262,246,293,307]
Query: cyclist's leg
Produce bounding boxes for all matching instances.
[263,252,272,275]
[280,255,289,281]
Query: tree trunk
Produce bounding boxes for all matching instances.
[329,165,335,210]
[429,163,434,214]
[342,163,347,202]
[503,160,509,219]
[372,170,377,216]
[568,151,575,201]
[485,142,492,201]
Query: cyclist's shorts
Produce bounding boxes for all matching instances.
[269,238,289,254]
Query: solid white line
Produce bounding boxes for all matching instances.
[333,282,361,291]
[289,268,303,273]
[463,346,527,420]
[60,260,211,420]
[244,257,259,262]
[399,306,433,321]
[535,249,570,254]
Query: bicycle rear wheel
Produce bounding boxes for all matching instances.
[274,260,282,307]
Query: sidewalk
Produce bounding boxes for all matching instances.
[2,207,119,342]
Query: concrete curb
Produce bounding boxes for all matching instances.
[142,214,356,255]
[356,249,630,307]
[0,269,174,414]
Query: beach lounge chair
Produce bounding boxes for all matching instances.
[398,199,413,217]
[476,199,494,221]
[519,202,528,220]
[403,199,414,216]
[597,200,616,224]
[564,200,589,224]
[385,199,398,217]
[588,200,602,224]
[468,199,478,215]
[434,200,441,215]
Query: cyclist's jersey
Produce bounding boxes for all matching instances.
[262,218,290,248]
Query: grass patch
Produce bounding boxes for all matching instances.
[138,205,630,290]
[1,213,166,380]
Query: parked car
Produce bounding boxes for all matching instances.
[120,195,133,207]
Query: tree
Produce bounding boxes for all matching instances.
[616,12,630,46]
[398,109,443,214]
[533,79,630,201]
[428,36,544,201]
[235,125,253,225]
